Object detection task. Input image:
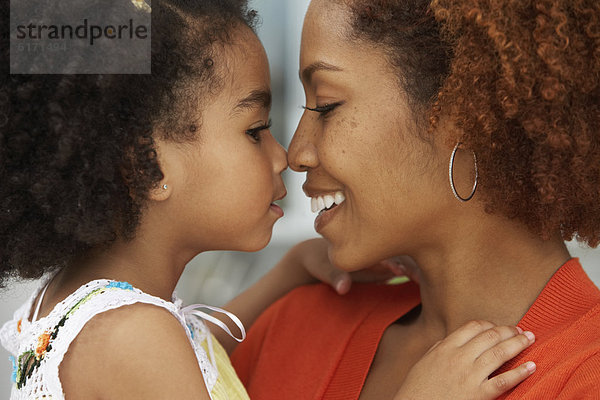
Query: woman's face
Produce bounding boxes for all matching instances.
[157,27,288,254]
[289,0,453,270]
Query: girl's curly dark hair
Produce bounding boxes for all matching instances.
[0,0,258,285]
[344,0,600,246]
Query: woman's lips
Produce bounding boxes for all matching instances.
[314,201,343,232]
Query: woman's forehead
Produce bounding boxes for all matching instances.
[300,4,397,84]
[300,2,355,70]
[303,0,350,41]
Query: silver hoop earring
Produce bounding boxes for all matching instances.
[449,142,478,202]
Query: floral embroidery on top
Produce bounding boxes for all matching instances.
[187,323,195,339]
[12,281,135,390]
[106,281,134,291]
[9,355,17,383]
[34,331,51,360]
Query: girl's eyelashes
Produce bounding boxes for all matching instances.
[245,119,272,143]
[302,101,344,118]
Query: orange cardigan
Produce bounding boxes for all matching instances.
[231,259,600,399]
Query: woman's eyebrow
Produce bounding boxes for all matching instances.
[300,61,343,83]
[232,89,272,114]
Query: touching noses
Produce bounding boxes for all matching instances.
[271,136,288,175]
[288,114,319,172]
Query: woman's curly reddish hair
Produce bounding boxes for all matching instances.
[346,0,600,246]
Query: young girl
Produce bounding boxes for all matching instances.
[0,0,536,399]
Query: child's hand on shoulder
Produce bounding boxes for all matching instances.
[394,321,536,400]
[284,238,419,295]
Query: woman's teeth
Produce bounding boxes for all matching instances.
[311,191,346,214]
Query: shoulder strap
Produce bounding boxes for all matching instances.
[31,280,51,323]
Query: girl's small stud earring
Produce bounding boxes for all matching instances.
[162,184,168,190]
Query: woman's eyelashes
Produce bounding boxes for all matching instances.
[302,101,344,119]
[246,119,272,143]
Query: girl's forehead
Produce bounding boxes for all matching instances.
[215,30,272,113]
[226,33,269,80]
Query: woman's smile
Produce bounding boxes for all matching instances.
[303,183,347,232]
[313,199,344,232]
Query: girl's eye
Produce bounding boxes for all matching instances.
[302,101,344,119]
[246,119,272,143]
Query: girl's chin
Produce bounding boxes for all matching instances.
[239,233,273,253]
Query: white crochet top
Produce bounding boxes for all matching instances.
[0,276,249,400]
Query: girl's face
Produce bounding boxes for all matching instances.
[289,0,453,270]
[157,27,287,254]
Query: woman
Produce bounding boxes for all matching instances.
[231,0,600,398]
[0,1,533,398]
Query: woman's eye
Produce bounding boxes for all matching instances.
[302,101,344,118]
[246,119,272,143]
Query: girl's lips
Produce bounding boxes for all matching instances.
[270,203,284,218]
[314,202,342,232]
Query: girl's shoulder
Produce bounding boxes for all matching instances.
[0,277,219,399]
[1,277,186,356]
[58,293,214,399]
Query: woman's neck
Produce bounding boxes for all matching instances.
[410,212,571,336]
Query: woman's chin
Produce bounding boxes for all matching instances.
[328,244,379,272]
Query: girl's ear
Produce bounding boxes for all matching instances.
[150,180,172,202]
[149,138,180,202]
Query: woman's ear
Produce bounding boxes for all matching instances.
[431,113,461,151]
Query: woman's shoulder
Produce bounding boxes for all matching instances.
[242,281,421,339]
[500,260,600,399]
[237,280,420,339]
[271,280,420,319]
[231,281,420,389]
[504,316,600,399]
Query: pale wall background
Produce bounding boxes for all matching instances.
[2,0,599,396]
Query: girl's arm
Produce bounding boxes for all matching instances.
[394,321,536,400]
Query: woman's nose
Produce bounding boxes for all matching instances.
[288,115,319,172]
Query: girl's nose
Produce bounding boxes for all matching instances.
[272,137,288,174]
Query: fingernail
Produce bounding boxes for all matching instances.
[335,279,348,294]
[525,361,536,374]
[524,331,535,343]
[516,326,523,334]
[390,263,406,275]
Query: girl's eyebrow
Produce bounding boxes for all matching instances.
[232,89,272,114]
